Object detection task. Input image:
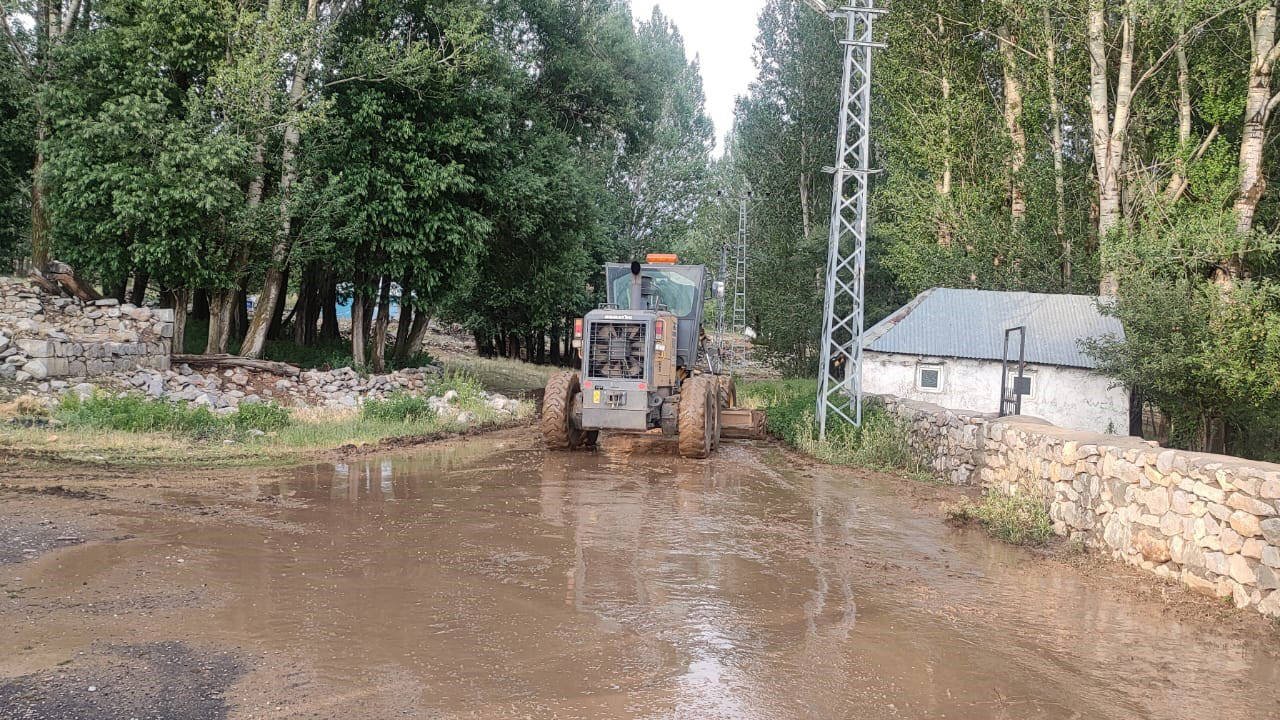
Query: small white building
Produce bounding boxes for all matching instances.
[861,288,1130,435]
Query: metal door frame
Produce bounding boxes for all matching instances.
[999,326,1027,417]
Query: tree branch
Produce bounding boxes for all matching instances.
[1131,1,1251,96]
[0,0,36,81]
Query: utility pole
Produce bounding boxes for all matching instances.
[813,1,885,437]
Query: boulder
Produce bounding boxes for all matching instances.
[20,359,48,379]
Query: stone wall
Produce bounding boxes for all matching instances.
[881,395,1280,618]
[0,277,173,381]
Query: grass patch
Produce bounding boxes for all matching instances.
[740,379,926,477]
[946,492,1054,546]
[437,353,557,395]
[0,371,536,469]
[56,392,291,440]
[362,393,435,423]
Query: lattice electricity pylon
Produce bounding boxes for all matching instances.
[730,197,749,343]
[716,235,729,339]
[816,2,885,437]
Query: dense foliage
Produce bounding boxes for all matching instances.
[729,0,1280,458]
[0,0,713,369]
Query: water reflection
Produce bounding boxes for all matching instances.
[106,436,1273,718]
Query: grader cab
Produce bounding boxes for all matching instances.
[540,254,765,458]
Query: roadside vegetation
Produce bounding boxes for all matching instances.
[741,379,926,478]
[0,370,535,469]
[946,492,1055,547]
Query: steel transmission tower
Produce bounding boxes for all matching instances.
[815,2,885,437]
[731,197,748,335]
[712,191,752,370]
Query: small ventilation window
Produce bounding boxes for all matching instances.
[917,365,943,393]
[1007,372,1035,398]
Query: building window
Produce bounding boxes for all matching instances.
[1007,370,1035,399]
[916,364,943,393]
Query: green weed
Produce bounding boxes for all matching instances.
[946,492,1053,546]
[57,392,291,439]
[229,401,292,432]
[740,379,926,476]
[362,392,435,423]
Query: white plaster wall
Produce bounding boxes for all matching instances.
[862,352,1130,435]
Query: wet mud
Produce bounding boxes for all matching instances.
[2,432,1279,719]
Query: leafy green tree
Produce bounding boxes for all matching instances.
[41,0,249,350]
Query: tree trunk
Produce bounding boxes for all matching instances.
[30,121,50,270]
[1224,3,1280,288]
[1088,2,1134,297]
[396,311,431,366]
[1044,8,1069,286]
[233,286,249,344]
[935,14,953,247]
[166,287,189,354]
[1166,32,1193,204]
[361,289,375,347]
[320,273,339,341]
[267,267,289,340]
[292,262,318,345]
[550,320,561,365]
[394,278,413,351]
[351,289,367,367]
[192,288,210,320]
[129,270,149,306]
[370,275,391,373]
[240,0,321,359]
[998,24,1027,227]
[110,276,128,304]
[205,290,236,354]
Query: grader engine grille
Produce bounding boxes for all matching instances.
[587,322,648,380]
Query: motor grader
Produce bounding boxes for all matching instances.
[541,254,764,458]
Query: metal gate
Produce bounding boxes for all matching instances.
[999,326,1028,417]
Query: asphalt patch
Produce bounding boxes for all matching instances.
[0,642,244,720]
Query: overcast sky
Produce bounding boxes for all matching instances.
[638,0,769,155]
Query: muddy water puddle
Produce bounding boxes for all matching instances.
[3,435,1280,719]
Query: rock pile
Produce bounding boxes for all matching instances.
[113,364,443,411]
[0,277,173,380]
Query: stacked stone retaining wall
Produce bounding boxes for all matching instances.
[0,277,172,380]
[881,395,1280,618]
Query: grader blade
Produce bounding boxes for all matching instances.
[720,408,767,440]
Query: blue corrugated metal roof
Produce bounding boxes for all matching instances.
[863,288,1123,369]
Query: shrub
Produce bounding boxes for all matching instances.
[230,402,292,432]
[947,492,1053,546]
[362,392,435,423]
[430,370,486,403]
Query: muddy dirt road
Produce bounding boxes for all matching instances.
[2,431,1279,719]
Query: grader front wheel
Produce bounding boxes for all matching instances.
[541,372,595,450]
[678,377,718,459]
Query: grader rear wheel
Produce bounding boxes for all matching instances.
[678,377,718,459]
[541,372,595,450]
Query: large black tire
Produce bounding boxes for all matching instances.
[542,372,594,450]
[678,377,718,459]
